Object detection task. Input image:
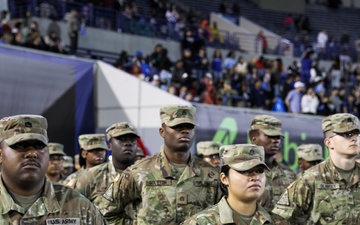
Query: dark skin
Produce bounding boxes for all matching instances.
[0,140,48,196]
[159,123,195,164]
[108,134,138,170]
[249,129,281,169]
[81,148,106,169]
[46,154,64,182]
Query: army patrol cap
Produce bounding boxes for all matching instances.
[48,143,66,156]
[136,148,145,157]
[106,122,139,140]
[250,115,283,136]
[160,105,197,127]
[220,144,270,171]
[78,134,108,151]
[196,141,221,156]
[63,156,74,168]
[297,144,324,162]
[0,114,48,146]
[322,113,359,133]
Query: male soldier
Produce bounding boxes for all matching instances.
[100,105,221,224]
[46,142,66,183]
[273,113,360,224]
[0,114,107,224]
[249,114,296,211]
[296,143,324,177]
[62,155,75,177]
[134,147,146,163]
[72,122,139,224]
[63,133,107,187]
[196,141,221,168]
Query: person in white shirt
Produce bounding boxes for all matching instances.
[301,86,319,115]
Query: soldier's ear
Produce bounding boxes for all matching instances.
[159,127,164,138]
[81,149,87,159]
[220,172,228,186]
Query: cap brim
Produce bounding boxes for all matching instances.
[166,119,197,127]
[5,133,48,146]
[112,131,140,138]
[229,159,270,171]
[83,143,108,151]
[262,129,283,137]
[201,150,219,156]
[334,127,360,133]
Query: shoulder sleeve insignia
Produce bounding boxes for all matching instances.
[65,178,76,188]
[103,183,114,202]
[113,174,121,183]
[276,190,290,206]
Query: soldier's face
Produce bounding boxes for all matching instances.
[46,154,64,176]
[0,140,49,188]
[253,131,281,157]
[202,154,220,168]
[221,166,266,202]
[109,134,137,164]
[160,123,195,152]
[298,158,313,172]
[84,148,106,167]
[325,131,359,157]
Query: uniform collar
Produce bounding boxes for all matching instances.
[0,176,61,217]
[158,147,201,179]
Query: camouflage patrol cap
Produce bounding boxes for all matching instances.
[63,155,74,168]
[78,134,108,151]
[322,113,359,133]
[136,148,145,157]
[196,141,221,156]
[48,143,65,156]
[220,144,270,171]
[160,105,197,127]
[250,114,283,136]
[106,122,139,140]
[297,144,324,162]
[0,114,48,146]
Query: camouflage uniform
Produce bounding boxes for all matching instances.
[296,144,324,178]
[273,113,360,224]
[250,115,296,212]
[182,144,289,225]
[63,133,108,188]
[100,105,221,224]
[0,114,107,224]
[47,143,67,183]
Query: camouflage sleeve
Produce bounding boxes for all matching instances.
[180,217,201,225]
[73,171,93,199]
[272,177,313,224]
[100,170,140,224]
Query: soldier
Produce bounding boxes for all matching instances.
[46,142,66,183]
[182,144,290,225]
[196,141,221,168]
[62,155,75,177]
[134,147,146,163]
[273,113,360,224]
[63,133,107,187]
[99,105,221,224]
[0,114,107,224]
[249,114,296,211]
[72,122,140,224]
[296,143,324,177]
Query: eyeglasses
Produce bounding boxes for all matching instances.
[237,168,265,176]
[329,131,360,139]
[49,156,64,162]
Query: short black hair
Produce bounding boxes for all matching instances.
[220,165,231,196]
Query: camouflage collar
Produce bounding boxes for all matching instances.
[159,148,201,179]
[218,197,272,224]
[327,158,360,186]
[108,161,122,178]
[0,177,61,216]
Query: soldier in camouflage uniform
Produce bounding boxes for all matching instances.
[296,144,323,177]
[249,115,296,212]
[99,105,221,224]
[0,114,107,224]
[62,133,107,186]
[72,122,140,224]
[273,113,360,224]
[134,147,146,163]
[62,155,75,177]
[182,144,290,225]
[196,141,222,168]
[46,142,67,183]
